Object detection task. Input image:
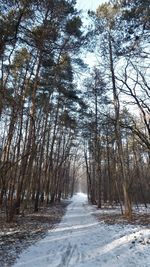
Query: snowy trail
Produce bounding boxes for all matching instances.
[13,193,150,267]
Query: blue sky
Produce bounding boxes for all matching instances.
[76,0,108,11]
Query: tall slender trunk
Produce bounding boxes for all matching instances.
[108,33,132,218]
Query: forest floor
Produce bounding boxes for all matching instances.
[0,201,69,267]
[94,205,150,226]
[10,193,150,267]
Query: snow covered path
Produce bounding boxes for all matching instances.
[13,193,150,267]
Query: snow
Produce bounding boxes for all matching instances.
[13,193,150,267]
[0,230,19,236]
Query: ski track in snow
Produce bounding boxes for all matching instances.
[13,193,150,267]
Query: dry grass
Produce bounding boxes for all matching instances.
[0,201,70,267]
[94,212,150,226]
